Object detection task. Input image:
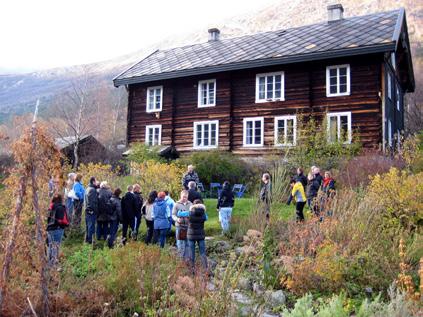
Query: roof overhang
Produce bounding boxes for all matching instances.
[113,43,395,87]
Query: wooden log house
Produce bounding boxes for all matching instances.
[113,4,415,155]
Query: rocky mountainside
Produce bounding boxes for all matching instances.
[0,0,421,123]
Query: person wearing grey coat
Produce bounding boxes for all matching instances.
[109,188,122,248]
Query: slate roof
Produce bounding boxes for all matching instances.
[113,8,404,87]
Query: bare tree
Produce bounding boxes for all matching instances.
[51,66,97,168]
[110,86,127,148]
[405,89,423,135]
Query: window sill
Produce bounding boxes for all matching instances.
[146,109,163,113]
[193,146,218,150]
[255,98,285,103]
[197,104,216,108]
[326,93,350,97]
[242,144,264,148]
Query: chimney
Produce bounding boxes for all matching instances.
[327,4,344,22]
[208,28,220,41]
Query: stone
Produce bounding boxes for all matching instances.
[237,277,253,291]
[253,282,265,296]
[207,282,216,291]
[215,240,231,252]
[231,292,253,305]
[208,258,218,271]
[246,229,262,239]
[261,311,281,317]
[265,290,286,307]
[235,247,244,256]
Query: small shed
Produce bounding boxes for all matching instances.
[55,135,109,166]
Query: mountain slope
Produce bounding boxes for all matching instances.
[0,0,421,123]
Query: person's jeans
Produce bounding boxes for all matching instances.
[66,198,74,221]
[296,201,306,221]
[85,213,96,244]
[47,228,64,266]
[145,219,154,244]
[133,212,142,239]
[72,199,83,227]
[219,207,232,232]
[175,227,187,258]
[97,221,110,241]
[188,239,207,269]
[108,220,119,248]
[153,229,167,248]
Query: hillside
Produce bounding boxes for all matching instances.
[0,0,421,124]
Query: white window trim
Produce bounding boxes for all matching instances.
[274,115,297,147]
[145,124,162,146]
[396,86,400,111]
[146,85,163,113]
[327,111,352,144]
[193,120,219,150]
[387,73,392,100]
[197,79,216,108]
[243,117,264,147]
[391,53,396,70]
[255,71,285,103]
[388,119,392,147]
[326,64,351,97]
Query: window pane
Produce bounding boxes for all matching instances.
[329,116,338,142]
[330,76,337,87]
[196,125,202,146]
[275,77,281,98]
[330,85,337,94]
[209,83,215,104]
[154,128,160,145]
[210,124,216,146]
[246,121,253,144]
[339,67,347,76]
[329,69,337,77]
[155,94,161,109]
[204,124,209,146]
[287,119,294,144]
[148,91,154,110]
[148,128,153,145]
[277,120,285,144]
[254,120,262,144]
[259,77,265,100]
[266,76,273,99]
[340,116,349,142]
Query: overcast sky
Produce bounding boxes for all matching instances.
[0,0,278,73]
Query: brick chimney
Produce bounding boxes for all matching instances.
[327,4,344,22]
[208,28,220,41]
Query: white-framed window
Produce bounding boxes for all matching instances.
[326,64,350,97]
[388,119,392,147]
[387,73,392,100]
[193,120,219,149]
[327,112,352,144]
[255,71,285,102]
[274,115,297,146]
[396,86,400,111]
[146,86,163,112]
[243,117,264,147]
[145,125,162,146]
[198,79,216,107]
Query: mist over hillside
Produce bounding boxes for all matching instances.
[0,0,421,124]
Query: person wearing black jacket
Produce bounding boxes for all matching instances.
[84,177,98,244]
[295,168,308,190]
[46,194,68,266]
[109,188,122,248]
[217,181,235,234]
[188,200,208,271]
[97,181,113,242]
[133,184,143,240]
[188,181,202,203]
[121,185,137,244]
[309,167,324,216]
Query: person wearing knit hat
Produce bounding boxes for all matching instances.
[152,191,171,248]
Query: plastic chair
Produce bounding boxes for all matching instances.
[210,183,222,198]
[232,184,247,198]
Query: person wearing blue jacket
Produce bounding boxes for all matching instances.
[164,190,175,233]
[72,173,85,227]
[152,192,171,248]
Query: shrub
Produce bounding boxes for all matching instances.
[402,132,423,173]
[127,142,164,163]
[368,168,423,232]
[130,160,185,199]
[77,162,120,186]
[180,151,255,188]
[287,114,361,171]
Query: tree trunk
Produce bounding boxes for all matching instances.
[0,175,27,313]
[73,140,79,169]
[30,112,49,317]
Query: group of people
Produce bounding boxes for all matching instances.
[45,165,236,273]
[287,166,336,221]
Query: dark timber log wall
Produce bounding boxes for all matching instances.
[127,54,384,155]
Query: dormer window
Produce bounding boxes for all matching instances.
[198,79,216,107]
[255,72,285,103]
[146,86,163,112]
[326,64,350,97]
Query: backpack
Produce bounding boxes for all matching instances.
[48,204,70,227]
